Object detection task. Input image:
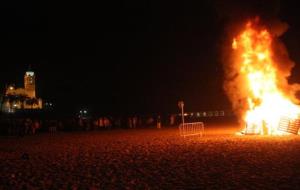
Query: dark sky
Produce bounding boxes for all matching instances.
[1,0,300,115]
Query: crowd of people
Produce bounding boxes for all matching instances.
[0,114,179,136]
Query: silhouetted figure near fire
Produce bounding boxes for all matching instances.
[146,116,154,127]
[24,118,32,135]
[169,114,175,126]
[32,120,40,134]
[157,115,161,129]
[128,117,133,129]
[17,119,25,137]
[132,116,138,128]
[8,118,17,136]
[262,120,268,135]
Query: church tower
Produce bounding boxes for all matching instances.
[24,66,36,98]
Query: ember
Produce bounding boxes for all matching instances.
[224,18,300,135]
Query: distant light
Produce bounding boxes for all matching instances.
[13,104,17,107]
[26,71,34,76]
[184,113,188,116]
[9,86,14,90]
[84,110,87,114]
[220,111,225,116]
[80,110,82,113]
[214,111,219,117]
[8,108,15,113]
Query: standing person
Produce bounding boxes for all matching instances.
[157,115,161,129]
[132,116,137,128]
[138,117,142,128]
[58,121,64,131]
[10,118,17,136]
[104,117,108,129]
[32,120,40,135]
[25,118,32,135]
[146,116,154,127]
[170,114,175,126]
[128,117,133,129]
[114,117,121,128]
[78,118,83,130]
[18,119,25,137]
[99,117,104,129]
[262,120,268,135]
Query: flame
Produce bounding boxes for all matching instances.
[230,19,300,135]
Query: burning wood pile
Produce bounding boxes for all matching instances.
[224,17,300,135]
[244,116,300,135]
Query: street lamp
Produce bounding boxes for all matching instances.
[178,101,185,125]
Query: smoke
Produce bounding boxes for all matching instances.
[214,0,281,23]
[270,20,300,103]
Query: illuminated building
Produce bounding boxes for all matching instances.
[1,67,43,113]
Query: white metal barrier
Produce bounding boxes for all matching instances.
[179,122,204,137]
[278,116,300,135]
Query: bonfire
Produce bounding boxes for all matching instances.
[225,18,300,135]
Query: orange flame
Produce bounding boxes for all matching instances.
[231,19,300,135]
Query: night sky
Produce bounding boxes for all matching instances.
[1,0,300,115]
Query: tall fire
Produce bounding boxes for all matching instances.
[225,18,300,135]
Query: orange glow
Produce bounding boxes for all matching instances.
[232,19,300,135]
